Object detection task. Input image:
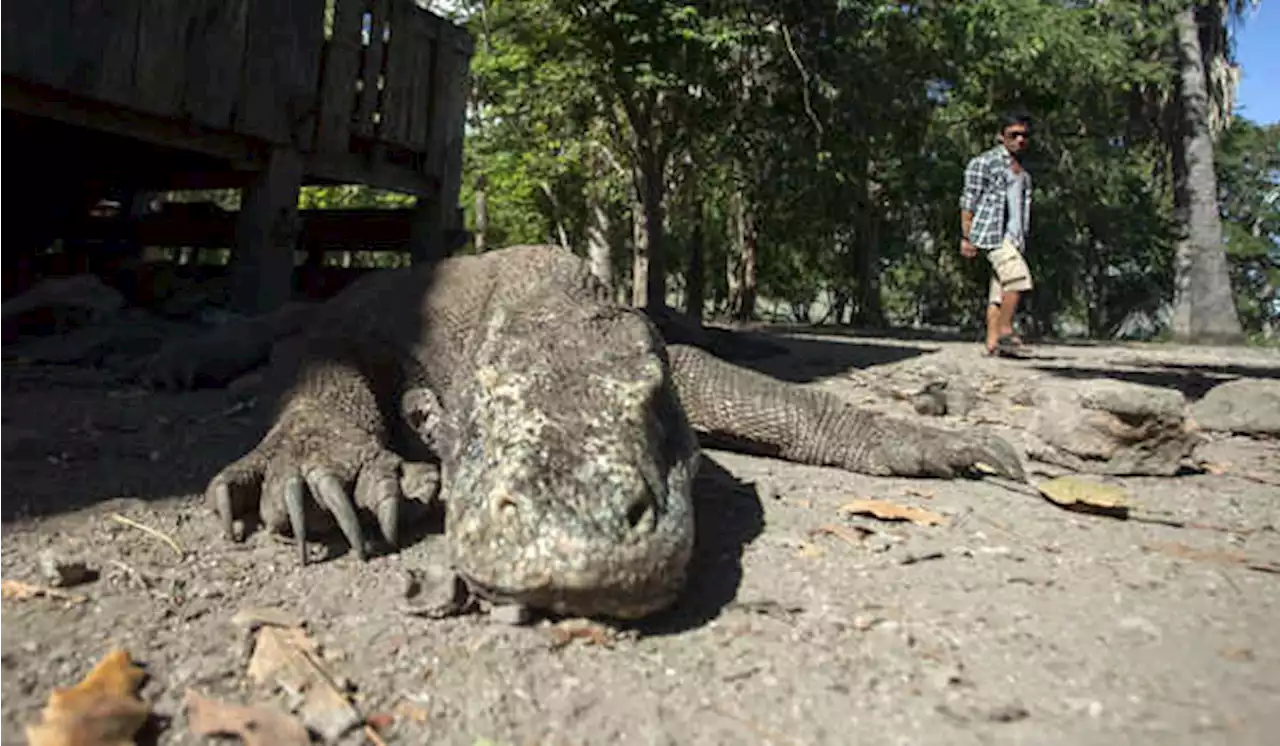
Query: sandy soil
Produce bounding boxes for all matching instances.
[2,327,1278,746]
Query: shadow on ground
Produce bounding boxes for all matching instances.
[630,455,765,637]
[1032,359,1280,401]
[710,326,939,383]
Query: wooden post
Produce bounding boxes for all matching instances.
[408,193,456,264]
[232,148,303,313]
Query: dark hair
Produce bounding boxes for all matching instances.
[999,111,1032,133]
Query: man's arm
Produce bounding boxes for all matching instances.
[959,156,983,258]
[960,209,975,241]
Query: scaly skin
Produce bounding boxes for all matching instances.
[148,245,1025,620]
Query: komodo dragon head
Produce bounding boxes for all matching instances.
[437,299,700,619]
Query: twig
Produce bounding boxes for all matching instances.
[364,724,389,746]
[780,24,823,146]
[1,579,87,604]
[108,513,185,557]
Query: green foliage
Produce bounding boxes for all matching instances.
[1216,117,1280,335]
[453,0,1256,337]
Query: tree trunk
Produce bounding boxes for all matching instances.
[637,152,667,309]
[686,214,705,322]
[473,174,489,253]
[727,185,758,321]
[631,198,648,307]
[586,193,613,292]
[853,212,884,327]
[539,181,572,250]
[1169,5,1244,344]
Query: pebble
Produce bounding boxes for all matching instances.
[38,550,98,588]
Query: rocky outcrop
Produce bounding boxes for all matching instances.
[1190,379,1280,435]
[1020,379,1199,476]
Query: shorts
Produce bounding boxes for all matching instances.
[986,238,1033,305]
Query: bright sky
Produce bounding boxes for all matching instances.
[1234,3,1279,124]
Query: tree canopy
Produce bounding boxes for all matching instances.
[416,0,1277,341]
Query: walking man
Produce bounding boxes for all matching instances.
[960,112,1034,355]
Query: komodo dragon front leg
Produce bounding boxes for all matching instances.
[205,334,423,563]
[668,345,1026,480]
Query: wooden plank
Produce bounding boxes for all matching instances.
[235,0,325,146]
[352,0,390,138]
[314,0,365,153]
[183,0,249,130]
[425,25,472,178]
[3,0,74,89]
[2,78,264,168]
[376,0,419,148]
[133,0,194,118]
[61,0,143,106]
[305,149,439,197]
[79,208,418,251]
[406,12,445,153]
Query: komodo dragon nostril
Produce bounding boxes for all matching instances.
[624,494,657,534]
[492,493,519,518]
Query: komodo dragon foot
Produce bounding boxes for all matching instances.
[207,396,438,563]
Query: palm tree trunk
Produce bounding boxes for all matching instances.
[1169,4,1245,344]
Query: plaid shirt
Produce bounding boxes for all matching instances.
[960,144,1032,250]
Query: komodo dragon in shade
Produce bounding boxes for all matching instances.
[147,244,1024,620]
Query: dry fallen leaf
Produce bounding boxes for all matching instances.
[185,689,310,746]
[1199,461,1230,476]
[1036,476,1129,518]
[1217,647,1255,663]
[25,649,149,746]
[2,578,87,604]
[547,619,618,649]
[247,624,362,742]
[838,499,946,527]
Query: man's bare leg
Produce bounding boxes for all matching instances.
[985,303,1002,352]
[997,290,1021,341]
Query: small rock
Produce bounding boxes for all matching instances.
[1190,378,1280,435]
[900,550,946,565]
[756,481,783,502]
[37,551,98,588]
[229,607,304,631]
[985,702,1030,723]
[489,603,532,626]
[913,381,949,417]
[1118,616,1161,640]
[401,566,476,619]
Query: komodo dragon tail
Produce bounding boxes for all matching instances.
[666,344,1026,481]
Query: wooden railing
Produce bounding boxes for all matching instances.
[2,0,473,196]
[310,0,473,195]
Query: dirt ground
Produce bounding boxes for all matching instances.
[2,325,1278,746]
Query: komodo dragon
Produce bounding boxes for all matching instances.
[146,244,1024,620]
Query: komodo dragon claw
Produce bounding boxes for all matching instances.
[204,404,432,563]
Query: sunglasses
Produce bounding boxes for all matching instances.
[1005,130,1031,140]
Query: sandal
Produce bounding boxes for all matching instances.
[998,333,1025,347]
[991,334,1030,358]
